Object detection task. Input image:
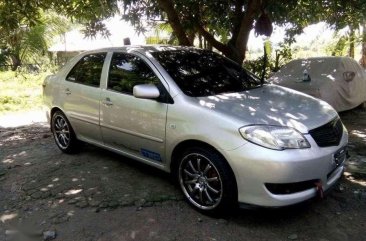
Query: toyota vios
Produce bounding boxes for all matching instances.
[43,46,348,214]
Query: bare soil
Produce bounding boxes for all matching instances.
[0,108,365,241]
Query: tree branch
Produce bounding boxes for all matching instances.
[195,24,230,56]
[156,0,191,46]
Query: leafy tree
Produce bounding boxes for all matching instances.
[316,1,366,64]
[50,0,118,37]
[118,0,322,64]
[244,42,292,79]
[326,34,351,57]
[0,0,71,70]
[361,24,366,68]
[3,0,366,67]
[38,0,299,63]
[0,0,43,69]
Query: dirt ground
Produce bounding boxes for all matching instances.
[0,108,365,241]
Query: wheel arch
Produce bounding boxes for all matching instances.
[50,107,65,123]
[50,107,72,134]
[170,140,237,186]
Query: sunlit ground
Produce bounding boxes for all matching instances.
[0,110,47,128]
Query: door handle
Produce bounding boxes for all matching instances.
[65,88,71,95]
[102,97,113,106]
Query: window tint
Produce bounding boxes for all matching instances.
[66,53,106,87]
[108,53,160,94]
[151,49,261,97]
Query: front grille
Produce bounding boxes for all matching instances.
[309,117,343,147]
[265,179,319,195]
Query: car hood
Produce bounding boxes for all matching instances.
[196,84,338,133]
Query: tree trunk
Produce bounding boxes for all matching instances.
[198,33,202,48]
[156,0,192,46]
[234,0,262,63]
[196,24,236,60]
[157,0,262,65]
[10,54,21,71]
[360,24,366,68]
[187,31,196,45]
[349,27,355,58]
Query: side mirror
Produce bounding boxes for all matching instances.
[133,84,160,99]
[343,71,355,82]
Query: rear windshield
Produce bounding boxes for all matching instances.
[151,49,261,97]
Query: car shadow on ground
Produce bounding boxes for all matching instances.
[1,120,366,241]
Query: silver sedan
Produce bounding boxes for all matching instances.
[43,46,348,214]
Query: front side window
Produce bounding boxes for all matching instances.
[108,52,160,94]
[151,49,261,97]
[66,53,106,87]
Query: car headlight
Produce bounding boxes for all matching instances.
[239,125,310,150]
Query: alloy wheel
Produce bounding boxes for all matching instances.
[179,153,223,210]
[53,114,71,149]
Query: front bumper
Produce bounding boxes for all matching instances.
[224,131,348,207]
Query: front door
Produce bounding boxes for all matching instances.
[100,52,168,163]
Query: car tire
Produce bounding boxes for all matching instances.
[51,111,79,154]
[177,146,237,215]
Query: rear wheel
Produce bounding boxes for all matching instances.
[177,147,237,214]
[51,111,79,154]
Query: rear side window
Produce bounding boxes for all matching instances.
[66,53,106,87]
[108,52,160,94]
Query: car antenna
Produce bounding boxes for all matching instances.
[260,45,267,86]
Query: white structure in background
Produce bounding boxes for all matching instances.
[49,18,146,64]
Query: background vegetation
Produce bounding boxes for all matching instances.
[1,0,366,114]
[0,69,51,113]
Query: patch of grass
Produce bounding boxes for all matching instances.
[0,70,51,114]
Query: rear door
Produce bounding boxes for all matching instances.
[61,52,107,143]
[100,51,169,164]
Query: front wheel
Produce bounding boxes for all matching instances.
[177,147,237,214]
[51,111,79,154]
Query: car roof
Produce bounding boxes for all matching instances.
[83,45,200,54]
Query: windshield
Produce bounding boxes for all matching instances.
[151,49,261,97]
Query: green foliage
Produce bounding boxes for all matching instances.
[244,43,293,79]
[0,0,72,69]
[148,22,179,45]
[0,48,10,66]
[244,57,268,79]
[273,43,292,72]
[322,1,366,30]
[324,30,362,57]
[264,40,272,57]
[119,0,366,61]
[1,0,366,66]
[0,70,50,113]
[328,35,348,56]
[146,36,169,44]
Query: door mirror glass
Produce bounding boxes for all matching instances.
[133,84,160,99]
[343,71,355,82]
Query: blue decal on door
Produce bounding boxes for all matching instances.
[141,149,162,162]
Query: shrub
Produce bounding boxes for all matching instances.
[0,70,50,114]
